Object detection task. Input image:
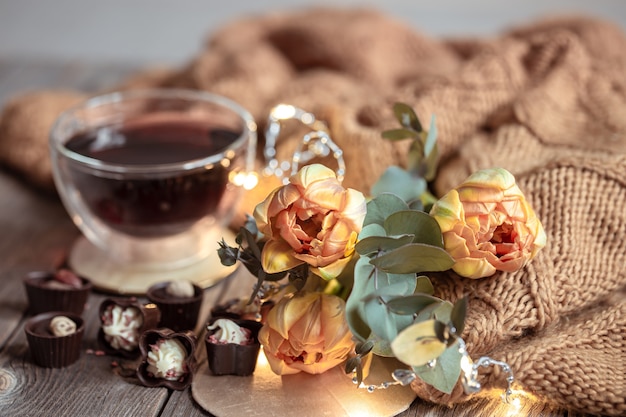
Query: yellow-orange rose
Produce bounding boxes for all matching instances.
[430,168,546,279]
[254,164,366,280]
[259,291,355,375]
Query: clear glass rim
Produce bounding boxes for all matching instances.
[49,88,257,174]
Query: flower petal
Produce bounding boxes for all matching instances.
[462,167,516,191]
[341,189,367,230]
[430,190,464,233]
[302,179,346,211]
[260,292,355,376]
[309,256,353,280]
[290,164,337,188]
[261,239,303,273]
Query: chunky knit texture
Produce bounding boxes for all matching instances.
[1,8,624,415]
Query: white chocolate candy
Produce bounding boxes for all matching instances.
[102,305,143,351]
[165,280,195,298]
[146,338,188,380]
[207,319,249,345]
[50,316,77,337]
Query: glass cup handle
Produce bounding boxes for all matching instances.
[262,104,346,184]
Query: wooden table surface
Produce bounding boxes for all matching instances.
[0,59,588,417]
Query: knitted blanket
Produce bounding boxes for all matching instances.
[1,8,624,416]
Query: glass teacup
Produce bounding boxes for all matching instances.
[49,89,257,269]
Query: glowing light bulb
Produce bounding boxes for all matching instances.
[256,348,269,367]
[505,396,523,417]
[460,353,473,374]
[229,171,259,190]
[271,104,297,120]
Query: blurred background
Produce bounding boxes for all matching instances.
[1,0,625,66]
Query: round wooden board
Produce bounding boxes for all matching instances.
[192,352,417,417]
[67,231,237,295]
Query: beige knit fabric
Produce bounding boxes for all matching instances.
[0,90,87,190]
[1,8,625,415]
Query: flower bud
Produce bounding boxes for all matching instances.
[254,164,366,280]
[430,168,546,278]
[259,291,355,375]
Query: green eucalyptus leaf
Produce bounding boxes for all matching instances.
[364,299,413,342]
[385,273,418,290]
[345,356,360,373]
[358,223,387,240]
[412,300,454,324]
[424,142,439,182]
[424,114,438,157]
[386,293,441,315]
[408,199,424,211]
[356,362,364,385]
[393,102,423,132]
[333,255,357,297]
[217,239,238,266]
[240,226,261,259]
[248,268,266,304]
[356,234,415,256]
[356,340,375,355]
[383,210,445,248]
[413,342,463,395]
[423,115,439,181]
[345,306,370,343]
[451,297,468,336]
[407,138,425,173]
[364,193,410,227]
[382,128,419,141]
[345,257,377,342]
[372,280,415,298]
[415,275,435,295]
[370,335,395,357]
[432,301,454,323]
[363,298,398,342]
[363,279,415,344]
[433,320,450,343]
[390,320,447,367]
[414,301,445,322]
[371,166,426,203]
[420,190,438,214]
[370,244,455,274]
[264,271,291,281]
[243,214,259,237]
[346,255,418,347]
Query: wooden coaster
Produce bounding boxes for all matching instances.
[192,352,417,417]
[67,231,238,295]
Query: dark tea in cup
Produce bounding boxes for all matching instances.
[65,116,238,237]
[50,89,256,267]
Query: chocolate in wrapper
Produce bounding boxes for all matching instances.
[205,319,262,376]
[98,298,160,359]
[146,281,203,332]
[24,311,84,368]
[137,328,197,390]
[23,270,92,315]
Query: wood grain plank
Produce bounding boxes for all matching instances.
[0,172,77,349]
[0,290,169,417]
[160,270,255,417]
